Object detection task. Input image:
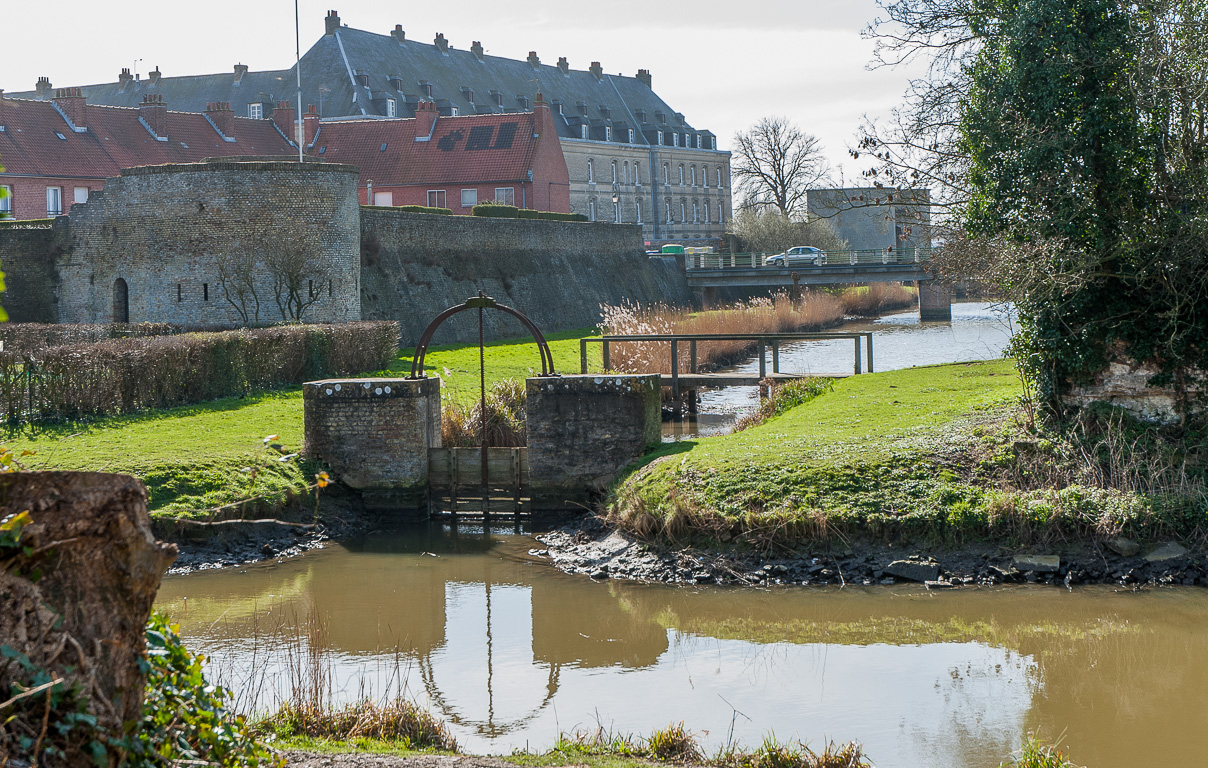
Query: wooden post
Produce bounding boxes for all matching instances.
[670,339,680,399]
[602,339,610,371]
[580,338,588,374]
[853,337,862,375]
[690,339,698,374]
[772,341,780,374]
[759,341,767,379]
[865,334,874,373]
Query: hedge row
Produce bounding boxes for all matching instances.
[362,205,453,215]
[470,204,588,222]
[0,322,399,424]
[0,323,177,353]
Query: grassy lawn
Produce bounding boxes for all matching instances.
[609,359,1182,545]
[1,329,601,517]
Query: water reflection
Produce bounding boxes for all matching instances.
[158,526,1208,767]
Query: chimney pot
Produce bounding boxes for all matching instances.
[434,33,448,53]
[589,61,603,80]
[471,41,484,61]
[391,24,405,42]
[325,10,341,35]
[139,93,169,138]
[528,51,540,68]
[53,87,87,129]
[206,100,235,139]
[557,57,569,75]
[636,69,652,88]
[35,76,53,98]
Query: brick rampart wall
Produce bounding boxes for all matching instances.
[0,223,60,322]
[360,209,692,345]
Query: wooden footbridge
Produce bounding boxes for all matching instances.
[579,331,873,411]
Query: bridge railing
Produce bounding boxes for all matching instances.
[686,247,935,270]
[581,332,875,395]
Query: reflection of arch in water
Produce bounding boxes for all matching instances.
[417,582,561,739]
[112,277,129,323]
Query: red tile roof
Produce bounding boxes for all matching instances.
[0,96,295,179]
[313,111,541,184]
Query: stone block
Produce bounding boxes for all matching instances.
[1144,542,1189,563]
[885,559,940,582]
[526,374,661,510]
[1013,554,1061,573]
[303,377,440,515]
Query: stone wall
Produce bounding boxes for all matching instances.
[303,377,441,512]
[360,209,692,345]
[56,160,362,325]
[1068,360,1203,424]
[0,223,61,322]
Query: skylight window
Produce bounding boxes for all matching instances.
[319,146,327,154]
[380,143,388,151]
[180,142,189,148]
[55,132,67,140]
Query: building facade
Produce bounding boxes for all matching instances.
[7,10,730,243]
[805,187,932,253]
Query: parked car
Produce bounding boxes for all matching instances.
[764,246,827,267]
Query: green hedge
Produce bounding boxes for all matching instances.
[0,218,54,227]
[361,205,452,215]
[472,204,587,222]
[0,322,400,424]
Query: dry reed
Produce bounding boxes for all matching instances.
[600,292,842,375]
[839,284,916,316]
[441,378,527,447]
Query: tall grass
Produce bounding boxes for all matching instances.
[600,292,843,375]
[839,284,916,316]
[441,378,527,447]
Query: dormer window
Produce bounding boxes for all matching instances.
[249,103,263,119]
[657,112,666,125]
[518,96,530,110]
[635,109,646,123]
[628,129,635,143]
[386,98,396,117]
[673,132,679,147]
[461,87,474,102]
[491,90,504,107]
[599,105,611,118]
[577,102,588,115]
[657,131,664,146]
[581,125,589,140]
[605,126,613,141]
[421,82,433,98]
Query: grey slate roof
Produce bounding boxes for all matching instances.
[8,19,717,150]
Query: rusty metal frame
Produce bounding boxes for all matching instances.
[407,291,558,380]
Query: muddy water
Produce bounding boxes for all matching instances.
[158,525,1206,767]
[664,301,1017,439]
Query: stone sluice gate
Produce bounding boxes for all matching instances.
[303,373,662,516]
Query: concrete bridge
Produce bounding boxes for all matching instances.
[682,250,953,320]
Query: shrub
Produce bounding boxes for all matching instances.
[539,211,589,222]
[0,322,399,424]
[472,203,519,218]
[442,378,527,447]
[261,699,457,750]
[396,205,452,215]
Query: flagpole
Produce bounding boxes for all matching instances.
[295,0,304,162]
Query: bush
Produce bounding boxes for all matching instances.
[472,203,519,218]
[0,322,399,424]
[539,211,589,222]
[396,205,452,215]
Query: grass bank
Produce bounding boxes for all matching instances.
[609,359,1208,548]
[1,329,601,518]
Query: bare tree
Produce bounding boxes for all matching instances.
[732,117,831,216]
[215,239,261,326]
[263,229,330,322]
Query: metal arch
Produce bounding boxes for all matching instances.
[407,291,559,380]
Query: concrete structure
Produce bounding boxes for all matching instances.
[806,187,931,252]
[8,10,731,243]
[302,377,441,513]
[526,374,661,509]
[56,160,362,325]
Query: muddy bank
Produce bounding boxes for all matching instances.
[283,752,512,768]
[162,491,379,574]
[535,517,1208,589]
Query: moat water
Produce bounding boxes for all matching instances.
[158,526,1207,767]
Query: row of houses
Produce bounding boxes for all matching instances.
[3,10,732,244]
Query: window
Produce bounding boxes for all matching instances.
[177,284,182,302]
[703,203,710,224]
[73,187,89,204]
[657,131,664,146]
[635,201,642,224]
[634,162,641,185]
[717,168,723,188]
[692,201,699,223]
[580,125,589,140]
[678,165,684,185]
[495,187,515,205]
[386,98,396,117]
[461,189,478,208]
[613,201,620,223]
[421,83,433,98]
[0,186,11,214]
[673,132,679,147]
[450,107,459,117]
[690,166,696,186]
[611,161,617,183]
[46,186,62,217]
[662,163,669,184]
[248,103,263,119]
[427,189,446,208]
[588,199,596,221]
[203,283,210,301]
[587,159,594,183]
[703,166,709,188]
[373,191,393,206]
[628,129,635,143]
[680,201,686,222]
[718,202,725,225]
[624,162,629,184]
[605,126,613,141]
[665,200,672,224]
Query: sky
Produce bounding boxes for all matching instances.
[1,0,926,180]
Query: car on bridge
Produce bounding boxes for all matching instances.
[764,246,827,267]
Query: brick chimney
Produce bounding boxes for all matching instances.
[557,57,569,75]
[35,77,52,99]
[118,68,133,93]
[589,61,603,81]
[304,104,320,147]
[414,100,437,140]
[471,41,484,61]
[636,69,652,88]
[527,51,541,68]
[53,87,86,129]
[434,33,448,53]
[233,63,248,84]
[139,94,169,139]
[325,10,341,35]
[148,66,162,86]
[273,100,295,139]
[391,24,405,43]
[205,101,236,140]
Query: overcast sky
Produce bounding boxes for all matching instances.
[2,0,925,180]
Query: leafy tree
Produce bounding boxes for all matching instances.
[732,117,831,215]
